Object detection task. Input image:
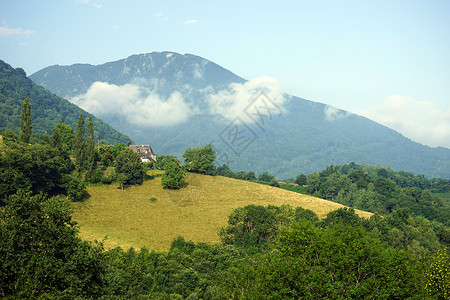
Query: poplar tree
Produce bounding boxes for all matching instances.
[86,116,96,180]
[75,113,85,168]
[19,97,32,143]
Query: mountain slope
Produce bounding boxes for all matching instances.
[30,52,450,178]
[0,60,131,144]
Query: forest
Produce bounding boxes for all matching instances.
[1,103,449,299]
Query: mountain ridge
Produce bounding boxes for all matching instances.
[29,51,450,179]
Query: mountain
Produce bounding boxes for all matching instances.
[29,52,450,179]
[0,60,131,144]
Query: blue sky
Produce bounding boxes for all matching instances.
[1,0,450,148]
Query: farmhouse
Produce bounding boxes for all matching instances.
[128,145,157,163]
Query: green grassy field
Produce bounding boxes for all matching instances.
[71,172,373,251]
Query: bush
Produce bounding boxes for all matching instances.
[270,179,280,187]
[101,171,116,184]
[161,160,185,189]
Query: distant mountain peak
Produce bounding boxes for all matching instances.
[28,53,450,178]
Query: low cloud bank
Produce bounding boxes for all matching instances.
[360,95,450,149]
[324,105,352,121]
[207,76,286,122]
[71,82,192,126]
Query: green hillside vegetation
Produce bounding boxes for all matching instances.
[0,59,130,144]
[71,172,372,251]
[2,132,449,298]
[1,102,449,298]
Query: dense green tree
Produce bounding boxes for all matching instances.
[62,172,86,202]
[219,205,298,253]
[245,171,256,180]
[306,172,320,194]
[0,141,76,201]
[154,155,179,170]
[161,160,186,189]
[115,147,144,187]
[294,206,319,223]
[51,122,75,152]
[0,191,104,298]
[86,116,97,181]
[257,171,274,182]
[75,113,86,168]
[425,247,449,299]
[19,97,32,143]
[216,163,236,178]
[295,173,307,185]
[183,144,216,175]
[222,219,424,299]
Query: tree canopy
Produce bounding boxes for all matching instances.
[115,147,144,187]
[183,144,216,175]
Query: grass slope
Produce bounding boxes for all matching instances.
[71,172,372,251]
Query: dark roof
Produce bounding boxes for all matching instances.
[128,145,156,162]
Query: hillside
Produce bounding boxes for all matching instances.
[71,172,372,251]
[30,51,450,178]
[0,60,131,144]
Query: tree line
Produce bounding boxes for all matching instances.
[1,97,449,298]
[2,193,448,298]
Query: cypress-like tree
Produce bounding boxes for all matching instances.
[19,97,32,143]
[75,113,86,168]
[86,116,96,181]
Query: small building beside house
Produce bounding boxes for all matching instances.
[128,145,157,163]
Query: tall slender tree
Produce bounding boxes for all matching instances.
[75,113,85,168]
[86,116,96,181]
[19,97,32,143]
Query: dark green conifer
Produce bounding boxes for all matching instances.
[19,97,32,143]
[75,113,85,168]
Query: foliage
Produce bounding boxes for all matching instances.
[75,113,86,168]
[0,140,77,202]
[183,144,216,175]
[304,162,449,227]
[221,219,424,299]
[425,247,450,299]
[63,172,86,202]
[219,204,306,253]
[295,173,307,185]
[114,147,144,186]
[0,60,131,145]
[269,178,280,187]
[86,116,98,181]
[100,239,246,299]
[19,97,32,143]
[258,171,275,182]
[0,191,104,298]
[161,160,186,189]
[155,154,179,170]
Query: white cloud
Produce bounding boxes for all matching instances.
[183,19,199,25]
[324,105,352,121]
[74,0,102,8]
[206,76,286,123]
[359,95,450,148]
[71,82,192,127]
[0,25,34,37]
[154,11,169,21]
